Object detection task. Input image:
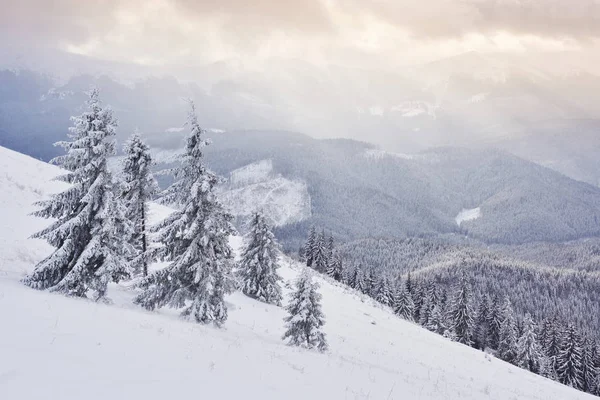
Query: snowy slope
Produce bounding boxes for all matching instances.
[219,159,311,227]
[0,146,594,400]
[455,207,482,227]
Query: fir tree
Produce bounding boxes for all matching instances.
[486,295,503,350]
[497,298,519,364]
[326,233,335,268]
[344,264,358,289]
[516,313,542,373]
[282,269,328,352]
[121,131,159,277]
[326,250,344,282]
[134,100,235,326]
[303,226,317,267]
[449,275,474,346]
[394,282,415,321]
[426,304,448,335]
[311,230,328,273]
[354,268,369,295]
[23,88,129,300]
[238,212,283,305]
[556,324,584,390]
[581,337,597,393]
[542,316,562,377]
[375,277,394,307]
[473,296,490,350]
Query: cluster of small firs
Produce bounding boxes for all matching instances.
[22,89,327,352]
[300,230,600,396]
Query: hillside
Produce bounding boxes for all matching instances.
[194,131,600,248]
[0,145,594,400]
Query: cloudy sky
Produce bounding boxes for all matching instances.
[4,0,600,69]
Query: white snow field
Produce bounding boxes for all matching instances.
[219,159,311,227]
[0,145,593,400]
[455,207,482,227]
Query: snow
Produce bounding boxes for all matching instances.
[229,159,274,187]
[0,145,594,400]
[455,207,482,226]
[220,160,311,226]
[364,149,417,160]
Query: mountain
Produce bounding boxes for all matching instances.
[0,145,594,400]
[193,131,600,249]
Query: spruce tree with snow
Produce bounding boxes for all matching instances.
[302,226,317,267]
[448,274,474,346]
[516,313,542,373]
[326,233,335,266]
[238,212,283,306]
[134,100,235,326]
[311,230,329,273]
[344,264,358,288]
[375,277,394,307]
[282,269,328,352]
[354,268,369,295]
[497,298,519,364]
[394,282,415,321]
[580,337,597,393]
[426,304,448,335]
[121,131,159,277]
[473,296,490,350]
[486,295,503,350]
[23,89,129,300]
[556,324,584,390]
[326,250,344,282]
[542,316,562,377]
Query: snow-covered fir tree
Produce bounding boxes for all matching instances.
[393,282,415,321]
[354,268,369,295]
[497,297,519,364]
[375,277,394,307]
[557,324,584,390]
[486,295,503,350]
[581,337,598,393]
[516,313,542,373]
[473,295,490,350]
[326,233,335,266]
[134,100,235,326]
[23,88,129,300]
[344,264,358,288]
[448,274,474,346]
[302,226,317,267]
[541,316,562,377]
[426,304,448,335]
[311,230,329,273]
[282,269,328,352]
[326,250,344,282]
[238,212,283,306]
[120,131,159,276]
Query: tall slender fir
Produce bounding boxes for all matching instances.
[134,100,235,326]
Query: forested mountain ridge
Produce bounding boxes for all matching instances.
[194,131,600,248]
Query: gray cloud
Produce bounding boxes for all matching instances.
[1,1,121,46]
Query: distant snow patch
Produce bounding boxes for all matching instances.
[229,159,273,187]
[455,207,481,226]
[220,159,311,227]
[364,149,417,161]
